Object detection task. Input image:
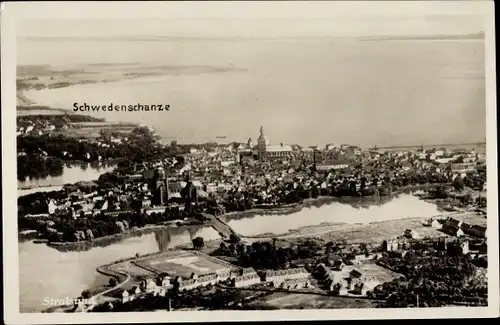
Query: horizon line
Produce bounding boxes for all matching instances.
[18,31,485,42]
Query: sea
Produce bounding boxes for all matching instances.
[17,37,486,148]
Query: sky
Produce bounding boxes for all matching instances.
[14,1,487,39]
[18,15,484,40]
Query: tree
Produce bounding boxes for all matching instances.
[453,178,465,192]
[81,289,91,299]
[192,236,205,250]
[219,242,228,254]
[109,278,117,287]
[229,233,241,244]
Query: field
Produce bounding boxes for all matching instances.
[54,126,136,139]
[278,211,486,245]
[249,292,379,309]
[136,251,236,278]
[332,260,402,294]
[17,108,68,116]
[108,261,156,280]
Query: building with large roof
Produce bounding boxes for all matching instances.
[255,126,293,160]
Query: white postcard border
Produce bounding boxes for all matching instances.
[2,1,498,324]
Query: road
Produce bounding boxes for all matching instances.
[202,213,235,239]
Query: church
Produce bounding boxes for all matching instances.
[150,166,169,206]
[243,126,293,160]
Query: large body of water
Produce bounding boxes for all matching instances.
[18,38,485,147]
[225,194,444,237]
[19,226,221,313]
[19,194,442,313]
[17,162,116,196]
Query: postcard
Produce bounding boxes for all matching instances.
[2,1,498,324]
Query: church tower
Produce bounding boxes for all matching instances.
[257,126,268,160]
[151,166,169,206]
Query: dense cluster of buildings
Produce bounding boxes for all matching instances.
[118,263,315,304]
[22,126,486,248]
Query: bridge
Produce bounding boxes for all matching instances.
[201,213,236,239]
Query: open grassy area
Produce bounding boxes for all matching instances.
[108,261,156,279]
[278,212,486,245]
[249,292,379,309]
[136,251,235,278]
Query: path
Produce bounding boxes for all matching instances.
[218,284,380,301]
[81,268,132,312]
[202,213,236,239]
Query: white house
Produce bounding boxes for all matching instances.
[121,290,130,303]
[232,272,261,288]
[141,278,158,294]
[262,268,309,286]
[47,199,58,215]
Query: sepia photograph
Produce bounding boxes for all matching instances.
[2,1,498,323]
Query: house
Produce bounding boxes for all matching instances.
[436,236,452,251]
[290,258,316,268]
[197,273,218,286]
[384,238,412,252]
[232,272,261,288]
[121,290,130,303]
[349,269,362,279]
[47,199,58,215]
[468,239,486,251]
[280,278,311,290]
[422,218,441,229]
[450,163,475,174]
[441,217,464,236]
[460,222,473,235]
[461,223,486,238]
[315,263,330,278]
[140,278,158,293]
[328,280,342,293]
[447,239,470,255]
[404,229,420,239]
[262,268,309,286]
[471,225,487,238]
[177,278,198,292]
[328,255,344,271]
[126,286,142,301]
[215,268,233,281]
[241,267,257,275]
[93,200,109,213]
[319,270,339,292]
[316,159,351,172]
[352,282,364,295]
[127,174,143,181]
[160,276,173,288]
[175,271,222,292]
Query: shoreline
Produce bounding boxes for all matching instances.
[45,221,206,252]
[38,202,481,313]
[38,183,447,251]
[17,159,120,191]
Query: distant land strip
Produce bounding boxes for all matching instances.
[360,32,484,41]
[372,142,486,150]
